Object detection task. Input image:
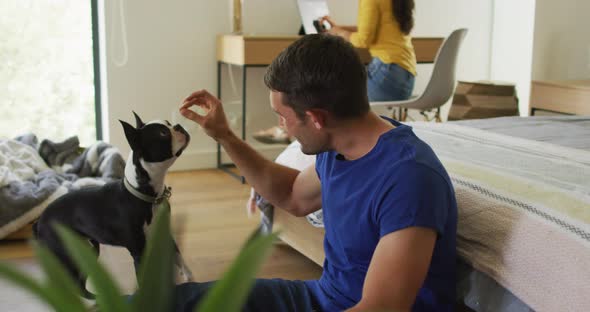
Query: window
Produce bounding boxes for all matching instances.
[0,0,99,146]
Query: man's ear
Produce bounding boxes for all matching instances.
[306,109,328,130]
[132,111,145,128]
[119,120,141,151]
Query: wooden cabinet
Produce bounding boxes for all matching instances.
[530,80,590,115]
[216,34,443,65]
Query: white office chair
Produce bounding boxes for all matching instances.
[370,28,468,122]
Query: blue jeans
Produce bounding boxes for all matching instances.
[366,58,415,102]
[172,279,319,312]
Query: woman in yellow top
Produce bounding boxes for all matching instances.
[321,0,416,102]
[252,0,416,144]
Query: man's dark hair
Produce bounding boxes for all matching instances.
[263,34,369,120]
[393,0,415,35]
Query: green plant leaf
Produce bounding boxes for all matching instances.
[55,224,129,312]
[133,200,176,312]
[195,228,279,312]
[0,260,62,310]
[32,242,87,311]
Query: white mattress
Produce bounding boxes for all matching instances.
[411,121,589,312]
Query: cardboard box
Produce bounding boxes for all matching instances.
[449,80,519,120]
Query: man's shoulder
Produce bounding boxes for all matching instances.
[379,128,449,181]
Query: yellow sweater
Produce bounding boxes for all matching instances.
[349,0,417,76]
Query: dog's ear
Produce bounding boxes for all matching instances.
[132,111,145,128]
[120,120,141,151]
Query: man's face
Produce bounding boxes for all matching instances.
[269,91,329,155]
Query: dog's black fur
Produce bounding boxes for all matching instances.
[33,112,192,298]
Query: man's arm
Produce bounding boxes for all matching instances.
[347,227,437,312]
[180,90,322,217]
[217,132,321,216]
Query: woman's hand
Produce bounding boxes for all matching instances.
[180,89,233,141]
[319,15,337,29]
[320,15,351,40]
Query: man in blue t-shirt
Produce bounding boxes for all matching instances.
[178,34,457,311]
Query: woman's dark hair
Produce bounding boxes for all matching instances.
[264,34,369,120]
[393,0,415,35]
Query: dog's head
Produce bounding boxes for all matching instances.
[119,112,190,163]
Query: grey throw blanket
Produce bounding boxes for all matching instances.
[40,137,125,185]
[0,134,125,239]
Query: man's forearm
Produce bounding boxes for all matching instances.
[218,131,300,211]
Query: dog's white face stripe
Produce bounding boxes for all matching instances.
[124,119,189,197]
[146,120,188,158]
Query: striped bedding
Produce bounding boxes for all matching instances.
[411,121,590,312]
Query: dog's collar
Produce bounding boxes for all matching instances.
[123,178,171,205]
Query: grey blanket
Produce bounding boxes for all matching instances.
[0,134,125,239]
[453,115,590,151]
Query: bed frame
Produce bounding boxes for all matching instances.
[273,207,325,267]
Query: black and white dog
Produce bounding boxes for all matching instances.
[34,112,193,298]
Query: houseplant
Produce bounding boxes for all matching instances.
[0,200,278,311]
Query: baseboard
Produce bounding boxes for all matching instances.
[169,143,288,172]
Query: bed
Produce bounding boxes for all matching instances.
[0,134,125,240]
[256,116,590,312]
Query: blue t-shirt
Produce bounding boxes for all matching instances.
[305,119,457,312]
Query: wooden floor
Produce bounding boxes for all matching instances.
[165,169,322,281]
[0,169,322,309]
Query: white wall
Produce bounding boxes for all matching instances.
[490,0,536,116]
[101,0,232,170]
[100,0,494,170]
[531,0,590,81]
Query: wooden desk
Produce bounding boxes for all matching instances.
[216,34,444,65]
[215,34,443,182]
[530,80,590,115]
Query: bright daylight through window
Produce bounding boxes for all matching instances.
[1,0,96,146]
